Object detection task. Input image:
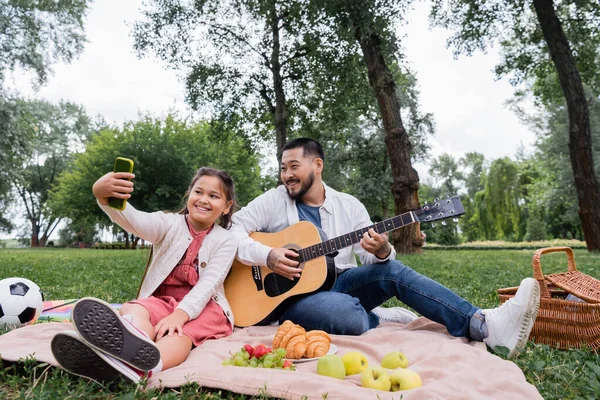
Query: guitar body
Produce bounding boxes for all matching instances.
[224,221,336,327]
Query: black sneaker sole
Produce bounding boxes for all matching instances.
[72,298,160,371]
[51,332,123,384]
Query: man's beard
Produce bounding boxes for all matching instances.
[286,172,315,201]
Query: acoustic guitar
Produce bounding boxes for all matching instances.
[225,196,465,327]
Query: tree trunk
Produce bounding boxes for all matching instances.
[356,31,423,254]
[39,234,49,247]
[269,0,287,169]
[533,0,600,251]
[31,221,40,247]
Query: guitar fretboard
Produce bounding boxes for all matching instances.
[297,211,416,263]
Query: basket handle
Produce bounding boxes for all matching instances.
[531,246,577,298]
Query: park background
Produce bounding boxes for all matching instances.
[1,0,600,399]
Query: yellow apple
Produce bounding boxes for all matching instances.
[342,351,369,375]
[390,368,422,391]
[381,351,409,369]
[316,354,346,380]
[360,367,391,391]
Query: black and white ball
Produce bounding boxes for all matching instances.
[0,277,44,328]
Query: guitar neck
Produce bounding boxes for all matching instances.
[298,211,417,263]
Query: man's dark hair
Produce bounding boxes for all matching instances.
[281,137,325,162]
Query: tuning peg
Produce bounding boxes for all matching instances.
[446,199,451,204]
[424,206,429,210]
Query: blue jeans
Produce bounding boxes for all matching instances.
[279,260,485,339]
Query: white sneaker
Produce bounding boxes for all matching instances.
[373,306,419,325]
[483,278,540,358]
[51,330,150,384]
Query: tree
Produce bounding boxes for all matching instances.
[431,0,600,250]
[133,0,322,164]
[0,96,33,231]
[0,0,89,90]
[5,100,91,247]
[517,87,600,240]
[49,116,264,248]
[313,0,430,253]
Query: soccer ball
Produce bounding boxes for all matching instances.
[0,277,44,328]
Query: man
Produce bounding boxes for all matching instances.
[231,138,540,358]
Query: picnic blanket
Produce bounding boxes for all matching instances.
[0,316,541,399]
[37,300,121,323]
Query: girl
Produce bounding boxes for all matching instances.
[51,167,237,384]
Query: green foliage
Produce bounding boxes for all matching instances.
[1,99,91,245]
[524,209,547,242]
[0,0,89,89]
[132,0,329,144]
[1,248,599,399]
[48,116,264,238]
[430,0,600,105]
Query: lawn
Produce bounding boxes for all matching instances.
[1,248,599,399]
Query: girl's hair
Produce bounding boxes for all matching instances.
[179,167,237,229]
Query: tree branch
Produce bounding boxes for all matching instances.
[208,23,271,68]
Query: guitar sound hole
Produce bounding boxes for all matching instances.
[264,272,300,297]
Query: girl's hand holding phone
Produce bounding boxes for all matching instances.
[92,172,135,206]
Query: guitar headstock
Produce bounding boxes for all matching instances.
[414,196,465,224]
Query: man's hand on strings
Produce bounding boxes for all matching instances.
[266,248,301,280]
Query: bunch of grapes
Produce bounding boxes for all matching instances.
[222,344,295,370]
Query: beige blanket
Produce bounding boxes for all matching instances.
[0,319,541,399]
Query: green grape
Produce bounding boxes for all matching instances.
[222,359,233,366]
[275,348,287,357]
[233,356,245,366]
[242,352,250,360]
[249,359,258,368]
[263,359,274,368]
[263,354,275,364]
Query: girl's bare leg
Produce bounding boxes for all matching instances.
[119,303,154,340]
[155,334,193,370]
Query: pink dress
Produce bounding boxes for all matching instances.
[129,218,232,346]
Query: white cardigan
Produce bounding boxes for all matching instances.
[99,201,236,326]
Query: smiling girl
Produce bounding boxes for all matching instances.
[51,167,237,384]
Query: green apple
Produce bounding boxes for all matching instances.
[316,354,346,380]
[342,351,369,375]
[389,368,422,391]
[381,351,409,369]
[360,367,392,391]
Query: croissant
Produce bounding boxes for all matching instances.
[272,320,307,359]
[305,330,331,358]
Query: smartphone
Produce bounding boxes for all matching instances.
[108,157,134,211]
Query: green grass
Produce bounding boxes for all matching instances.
[1,248,600,399]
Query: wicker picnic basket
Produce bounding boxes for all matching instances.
[497,247,600,350]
